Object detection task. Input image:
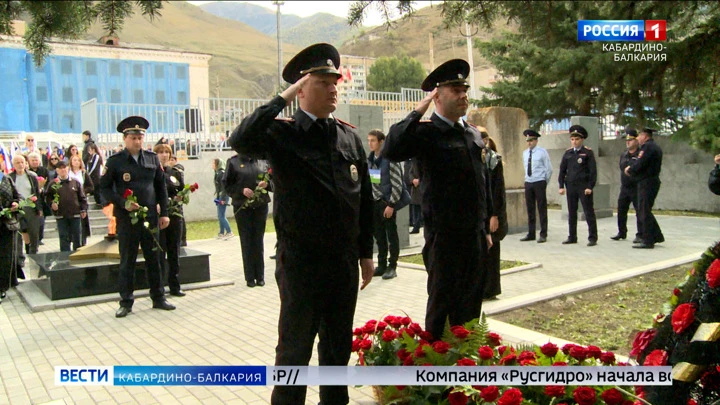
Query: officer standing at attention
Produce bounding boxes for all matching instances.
[625,128,664,249]
[611,128,642,242]
[558,125,598,246]
[382,59,493,341]
[229,43,374,405]
[520,129,552,243]
[100,116,174,318]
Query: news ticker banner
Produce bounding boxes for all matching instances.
[578,20,667,41]
[56,365,673,387]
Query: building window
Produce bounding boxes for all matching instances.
[110,89,121,103]
[110,62,121,76]
[155,65,165,79]
[86,61,98,76]
[133,64,143,78]
[62,114,75,130]
[177,91,187,104]
[86,88,98,100]
[155,90,166,104]
[34,63,45,73]
[133,90,144,104]
[62,87,73,103]
[61,60,72,75]
[36,86,48,102]
[37,114,49,131]
[176,65,187,79]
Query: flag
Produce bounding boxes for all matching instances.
[345,67,352,82]
[0,143,11,173]
[47,140,52,160]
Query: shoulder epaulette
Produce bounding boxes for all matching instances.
[420,119,432,123]
[585,146,592,150]
[335,118,356,129]
[566,147,573,151]
[466,122,478,128]
[275,117,295,122]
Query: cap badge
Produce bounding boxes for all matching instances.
[327,59,333,66]
[458,73,463,79]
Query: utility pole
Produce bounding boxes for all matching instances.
[465,21,476,99]
[273,1,284,90]
[215,74,220,99]
[429,32,435,71]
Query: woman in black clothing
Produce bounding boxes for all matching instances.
[0,158,22,304]
[85,143,104,207]
[483,135,508,300]
[212,158,232,239]
[222,154,270,288]
[154,144,186,297]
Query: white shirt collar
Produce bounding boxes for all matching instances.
[435,112,463,128]
[301,109,334,122]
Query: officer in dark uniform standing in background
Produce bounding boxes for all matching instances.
[558,125,598,246]
[612,128,642,242]
[383,59,493,341]
[625,128,664,249]
[100,116,174,318]
[229,43,374,405]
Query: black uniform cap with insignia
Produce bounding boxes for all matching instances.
[117,116,149,136]
[523,129,541,140]
[421,59,470,92]
[282,43,342,84]
[624,127,638,139]
[569,125,588,139]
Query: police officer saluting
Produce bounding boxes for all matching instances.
[229,43,374,405]
[612,128,642,242]
[383,59,493,341]
[624,127,664,248]
[100,116,174,318]
[558,125,598,246]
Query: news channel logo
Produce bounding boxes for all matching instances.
[578,20,666,41]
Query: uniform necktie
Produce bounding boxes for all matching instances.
[527,149,533,177]
[318,118,329,135]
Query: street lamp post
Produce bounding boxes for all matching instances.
[273,1,284,91]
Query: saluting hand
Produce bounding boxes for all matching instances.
[715,154,720,165]
[415,88,437,116]
[359,258,374,290]
[280,74,311,104]
[159,216,170,230]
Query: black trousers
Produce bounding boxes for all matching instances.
[409,204,423,229]
[637,178,663,244]
[0,229,19,293]
[372,200,399,269]
[272,242,358,405]
[566,184,598,242]
[117,217,165,308]
[617,185,641,238]
[159,215,183,293]
[234,204,268,283]
[423,228,487,340]
[524,181,548,237]
[483,239,501,299]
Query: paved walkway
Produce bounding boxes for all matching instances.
[0,211,717,404]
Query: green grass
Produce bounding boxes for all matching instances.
[186,216,275,241]
[398,253,527,270]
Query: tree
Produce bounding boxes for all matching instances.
[0,1,164,65]
[349,1,720,153]
[367,55,426,92]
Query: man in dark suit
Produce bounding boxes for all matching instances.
[383,59,493,341]
[229,43,374,405]
[100,116,174,318]
[625,128,664,248]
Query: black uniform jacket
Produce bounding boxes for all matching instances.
[228,95,374,259]
[627,138,663,182]
[100,148,169,220]
[382,110,492,232]
[619,149,639,188]
[558,145,597,189]
[222,155,271,207]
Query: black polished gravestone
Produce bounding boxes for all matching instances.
[27,247,210,300]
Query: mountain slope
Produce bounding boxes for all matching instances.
[199,2,302,36]
[83,1,299,98]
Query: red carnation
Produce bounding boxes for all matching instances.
[456,358,476,366]
[671,303,696,334]
[540,342,559,358]
[402,355,414,366]
[544,385,565,397]
[600,351,616,365]
[381,330,397,342]
[450,325,471,339]
[553,361,568,366]
[561,343,576,354]
[418,331,433,341]
[480,386,499,402]
[518,350,536,362]
[630,329,657,357]
[401,316,411,326]
[123,188,133,198]
[573,386,597,405]
[486,332,502,347]
[673,287,681,296]
[643,349,668,366]
[376,321,388,331]
[30,195,37,202]
[707,259,720,288]
[478,345,494,360]
[688,400,698,405]
[358,339,372,350]
[431,341,450,354]
[353,328,362,336]
[397,348,410,361]
[190,182,199,192]
[399,328,414,338]
[351,339,361,352]
[414,345,426,358]
[569,345,588,361]
[499,353,517,365]
[448,391,468,405]
[498,388,523,405]
[409,322,423,334]
[601,388,624,405]
[586,345,602,359]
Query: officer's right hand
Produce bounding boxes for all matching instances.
[715,154,720,165]
[126,202,140,211]
[559,188,565,195]
[415,88,437,116]
[280,74,311,104]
